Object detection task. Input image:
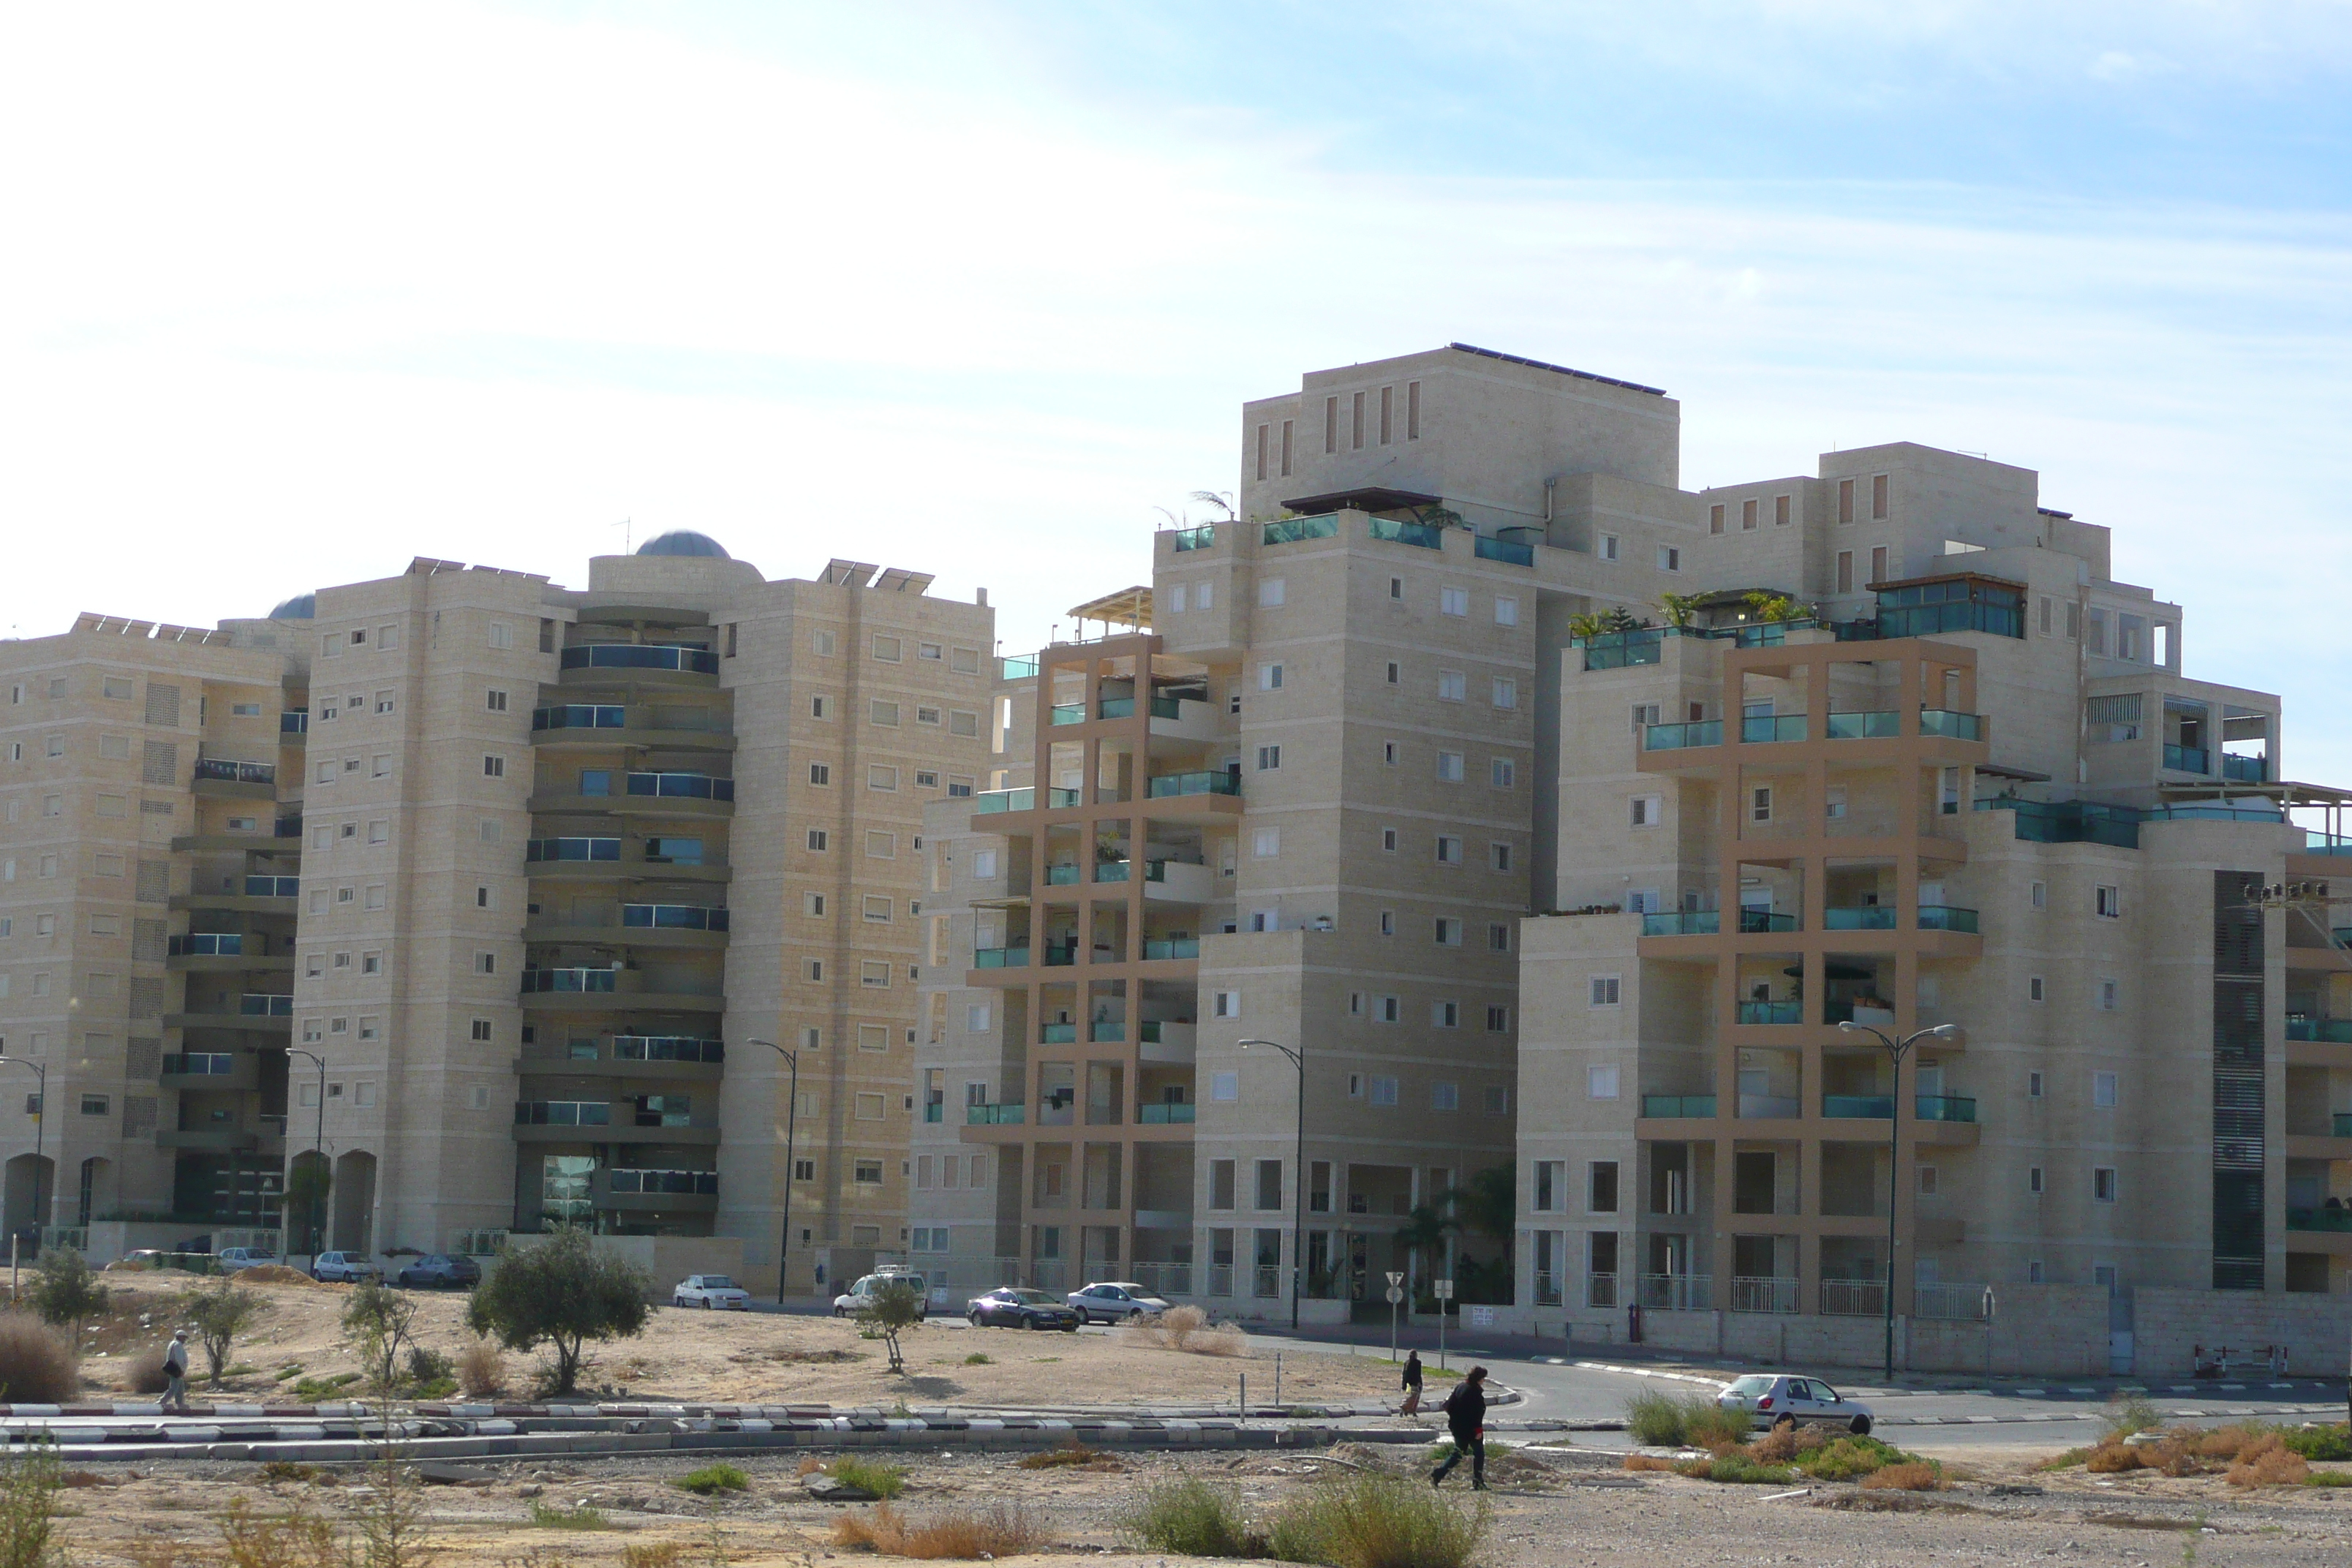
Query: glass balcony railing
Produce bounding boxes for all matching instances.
[1147,771,1241,799]
[2287,1019,2352,1043]
[1097,696,1135,720]
[1040,1023,1077,1044]
[999,655,1040,681]
[1918,709,1985,741]
[195,758,275,785]
[1171,524,1216,551]
[1049,704,1087,725]
[162,1052,235,1077]
[1368,516,1445,549]
[607,1169,717,1196]
[1641,911,1719,935]
[1825,710,1899,740]
[620,903,729,932]
[279,710,309,734]
[973,946,1030,968]
[973,787,1034,814]
[2337,1113,2352,1139]
[1737,1000,1802,1025]
[533,704,627,731]
[520,967,619,994]
[1094,861,1130,883]
[1641,1095,1717,1118]
[526,837,622,862]
[1582,629,1664,671]
[1741,714,1807,744]
[922,1103,943,1123]
[2287,1206,2352,1233]
[611,1035,724,1063]
[2223,753,2268,783]
[1983,797,2142,848]
[1090,1021,1124,1042]
[516,1101,611,1126]
[1044,864,1083,885]
[1916,905,1980,933]
[1739,909,1799,933]
[625,772,734,801]
[1917,1095,1978,1123]
[244,875,299,897]
[559,644,718,674]
[965,1103,1026,1126]
[1262,514,1338,545]
[1139,1102,1196,1124]
[1144,938,1200,961]
[1823,1095,1895,1119]
[1644,720,1721,750]
[1473,533,1534,565]
[1824,906,1898,930]
[1041,943,1079,966]
[2163,742,2210,774]
[239,993,293,1017]
[169,933,244,957]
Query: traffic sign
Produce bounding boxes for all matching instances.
[1385,1285,1404,1304]
[1434,1278,1455,1300]
[1386,1271,1404,1287]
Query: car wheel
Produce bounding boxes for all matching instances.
[1772,1414,1796,1432]
[1027,1316,1049,1331]
[1061,1323,1079,1333]
[1850,1416,1872,1436]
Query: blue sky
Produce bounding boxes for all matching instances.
[4,1,2348,777]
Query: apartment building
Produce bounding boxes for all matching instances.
[0,535,992,1292]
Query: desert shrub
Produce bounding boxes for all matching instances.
[1794,1436,1913,1482]
[2196,1423,2272,1460]
[2084,1443,2144,1474]
[851,1282,924,1375]
[456,1341,505,1398]
[961,1354,990,1366]
[2225,1434,2307,1489]
[1159,1303,1207,1348]
[181,1277,265,1384]
[1686,1401,1755,1452]
[676,1464,747,1496]
[526,1501,611,1531]
[1623,1389,1692,1447]
[466,1229,652,1396]
[1118,1478,1255,1558]
[824,1458,907,1500]
[1674,1451,1796,1485]
[0,1441,64,1568]
[126,1345,170,1395]
[2101,1394,2160,1441]
[218,1494,341,1568]
[1860,1462,1943,1492]
[1619,1455,1677,1472]
[622,1546,684,1568]
[1746,1425,1800,1463]
[1017,1439,1101,1471]
[832,1502,1040,1560]
[406,1346,452,1390]
[0,1315,78,1404]
[2307,1469,2352,1488]
[342,1285,421,1392]
[1270,1472,1488,1568]
[26,1251,108,1341]
[2282,1424,2352,1462]
[1197,1322,1250,1357]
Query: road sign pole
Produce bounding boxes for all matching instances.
[1386,1271,1403,1365]
[1435,1278,1454,1371]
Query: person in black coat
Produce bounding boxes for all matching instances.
[1399,1349,1424,1417]
[1431,1365,1490,1490]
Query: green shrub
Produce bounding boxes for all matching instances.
[1685,1401,1754,1450]
[1624,1389,1694,1445]
[2306,1469,2352,1488]
[1270,1473,1487,1568]
[527,1500,612,1530]
[1118,1477,1256,1558]
[0,1439,64,1568]
[1795,1435,1915,1482]
[2281,1425,2352,1462]
[825,1456,907,1500]
[675,1463,747,1496]
[2101,1395,2160,1441]
[1673,1451,1797,1485]
[963,1352,992,1365]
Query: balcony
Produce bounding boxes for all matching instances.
[1918,709,1985,742]
[973,946,1030,968]
[280,710,309,736]
[923,1104,943,1123]
[516,1101,612,1127]
[1139,1020,1196,1062]
[1138,1102,1196,1124]
[1823,1094,1893,1119]
[559,644,718,676]
[619,903,730,932]
[1090,1021,1123,1042]
[1368,515,1446,550]
[2288,1207,2352,1233]
[1824,905,1897,931]
[1041,943,1079,966]
[1917,1095,1978,1123]
[160,1052,256,1090]
[1640,1094,1718,1118]
[1638,1274,1713,1312]
[170,933,244,957]
[1473,533,1534,566]
[195,757,276,788]
[1728,1277,1800,1314]
[527,837,622,864]
[162,1051,237,1078]
[1262,514,1338,545]
[1983,797,2142,848]
[1741,714,1808,744]
[1171,524,1216,551]
[611,1034,724,1065]
[533,704,627,732]
[1142,938,1200,961]
[2224,753,2268,783]
[520,967,618,995]
[1737,1000,1802,1025]
[2288,1019,2352,1043]
[1826,710,1899,740]
[1820,1280,1887,1317]
[1738,1092,1801,1119]
[625,772,734,802]
[603,1169,717,1196]
[1040,1023,1077,1044]
[1644,720,1721,751]
[1049,704,1086,726]
[1916,905,1980,933]
[240,993,293,1017]
[1044,864,1082,885]
[1583,629,1663,671]
[2164,742,2210,774]
[965,1103,1026,1126]
[244,875,300,898]
[1146,770,1241,799]
[973,787,1033,813]
[1641,911,1719,935]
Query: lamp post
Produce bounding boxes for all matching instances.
[747,1040,799,1306]
[287,1048,328,1259]
[0,1056,48,1264]
[1837,1019,1959,1379]
[1238,1039,1305,1332]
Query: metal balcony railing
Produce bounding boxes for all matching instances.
[1824,905,1898,930]
[1532,1272,1561,1306]
[1642,911,1719,935]
[1143,938,1199,960]
[619,903,730,932]
[1823,1094,1895,1119]
[973,787,1033,814]
[1040,1023,1077,1044]
[1916,1094,1978,1123]
[1638,1274,1713,1311]
[1644,720,1721,750]
[2223,753,2267,783]
[1913,1283,1992,1321]
[1585,1273,1617,1308]
[973,946,1030,968]
[1728,1276,1799,1314]
[1916,905,1980,933]
[606,1169,717,1196]
[196,758,275,785]
[1820,1279,1887,1317]
[2163,742,2210,774]
[162,1052,235,1077]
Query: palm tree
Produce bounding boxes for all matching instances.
[1392,1203,1451,1289]
[1189,491,1236,519]
[1657,591,1704,630]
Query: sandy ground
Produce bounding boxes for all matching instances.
[34,1437,2352,1568]
[67,1273,1394,1408]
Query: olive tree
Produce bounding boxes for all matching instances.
[854,1281,924,1374]
[464,1228,649,1395]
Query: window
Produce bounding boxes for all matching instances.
[1599,532,1619,560]
[474,951,497,975]
[361,951,382,974]
[965,1003,991,1032]
[1629,794,1662,828]
[358,1017,380,1041]
[870,635,902,662]
[2095,884,2122,919]
[1917,1164,1939,1197]
[1430,1081,1459,1109]
[1774,494,1791,526]
[1488,923,1511,952]
[1384,660,1400,685]
[1440,586,1468,617]
[1256,745,1281,771]
[1750,785,1773,823]
[470,1019,493,1042]
[1434,834,1462,865]
[2093,1167,2117,1204]
[2099,979,2119,1011]
[860,960,891,987]
[1259,578,1286,608]
[1490,757,1515,788]
[80,1095,109,1117]
[482,755,504,779]
[1212,990,1240,1019]
[1871,545,1888,582]
[855,1157,885,1182]
[1436,751,1463,782]
[1210,1071,1240,1102]
[1493,595,1519,626]
[1436,670,1466,701]
[1433,918,1462,946]
[810,695,833,721]
[487,621,510,649]
[870,700,900,727]
[2092,1071,2119,1108]
[2029,976,2045,1003]
[808,762,831,786]
[859,1023,889,1052]
[1369,1077,1398,1107]
[2029,880,2047,910]
[1490,841,1512,872]
[1656,545,1681,572]
[1380,828,1398,852]
[2029,1070,2045,1100]
[806,829,829,851]
[1872,472,1890,519]
[1589,975,1621,1006]
[2029,1166,2045,1195]
[99,734,129,759]
[1259,662,1284,690]
[862,895,893,923]
[367,820,388,845]
[1382,741,1398,764]
[1376,995,1400,1022]
[363,885,385,911]
[1587,1064,1621,1099]
[1253,827,1280,858]
[917,641,943,663]
[1379,911,1395,936]
[1708,502,1725,535]
[866,764,899,791]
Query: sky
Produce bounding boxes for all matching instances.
[4,1,2348,777]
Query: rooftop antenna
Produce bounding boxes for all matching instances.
[611,518,632,553]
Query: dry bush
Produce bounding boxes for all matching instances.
[457,1341,505,1398]
[621,1545,684,1568]
[1747,1427,1799,1463]
[1620,1455,1677,1472]
[236,1267,323,1288]
[2197,1424,2269,1461]
[794,1457,825,1477]
[832,1502,1041,1559]
[1159,1304,1207,1349]
[1197,1322,1249,1358]
[1860,1463,1943,1491]
[126,1346,171,1395]
[2084,1443,2144,1474]
[1017,1439,1109,1470]
[0,1313,79,1403]
[2225,1435,2307,1489]
[219,1495,342,1568]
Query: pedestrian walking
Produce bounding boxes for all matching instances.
[160,1328,190,1414]
[1430,1365,1490,1490]
[1398,1349,1424,1417]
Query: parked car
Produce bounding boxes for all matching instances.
[396,1254,483,1289]
[832,1271,928,1320]
[216,1247,279,1273]
[1716,1373,1874,1434]
[311,1251,382,1284]
[965,1287,1080,1331]
[1066,1281,1171,1323]
[673,1273,752,1310]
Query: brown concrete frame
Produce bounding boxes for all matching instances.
[1633,636,1989,1315]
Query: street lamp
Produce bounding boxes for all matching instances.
[287,1048,328,1258]
[0,1056,48,1262]
[747,1039,799,1306]
[1837,1019,1960,1379]
[1238,1039,1305,1332]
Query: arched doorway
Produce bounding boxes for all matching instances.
[331,1150,376,1255]
[4,1154,55,1252]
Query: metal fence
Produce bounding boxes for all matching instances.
[1637,1273,1713,1311]
[1126,1262,1195,1298]
[1912,1282,1993,1322]
[1729,1275,1800,1314]
[1533,1272,1561,1307]
[1207,1265,1235,1297]
[1820,1279,1888,1316]
[1585,1273,1617,1308]
[1254,1265,1281,1298]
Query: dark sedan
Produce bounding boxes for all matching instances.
[397,1254,483,1289]
[965,1286,1080,1330]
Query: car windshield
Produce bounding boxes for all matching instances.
[701,1276,736,1289]
[1727,1375,1776,1395]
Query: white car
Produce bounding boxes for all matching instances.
[311,1251,381,1284]
[832,1271,929,1320]
[216,1247,278,1273]
[1716,1373,1875,1435]
[672,1273,751,1310]
[1066,1281,1171,1323]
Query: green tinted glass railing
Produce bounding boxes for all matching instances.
[1262,514,1338,545]
[2287,1019,2352,1042]
[1825,906,1898,930]
[1044,864,1082,885]
[973,946,1030,968]
[1474,533,1534,565]
[1148,696,1184,719]
[1090,1021,1125,1043]
[2287,1206,2352,1232]
[1138,1102,1196,1123]
[1144,938,1199,961]
[973,788,1033,814]
[2223,753,2267,783]
[1039,1023,1077,1044]
[2163,742,2209,774]
[1826,710,1899,739]
[1367,516,1445,549]
[1737,1000,1802,1025]
[1919,709,1985,741]
[1917,905,1979,933]
[1171,525,1215,551]
[999,656,1039,681]
[1147,771,1241,798]
[1582,630,1664,671]
[1823,1095,1895,1119]
[1741,714,1807,743]
[1641,911,1719,935]
[1644,720,1722,750]
[1738,909,1798,932]
[1097,697,1135,719]
[2336,1114,2352,1139]
[1041,943,1078,965]
[1049,704,1086,725]
[1640,1095,1717,1118]
[1094,862,1130,883]
[965,1103,1026,1126]
[1916,1095,1977,1123]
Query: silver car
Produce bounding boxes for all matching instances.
[1716,1373,1874,1435]
[1065,1281,1171,1324]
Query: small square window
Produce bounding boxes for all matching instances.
[806,829,829,851]
[1370,1076,1399,1107]
[1259,578,1286,608]
[1493,595,1519,627]
[1490,841,1513,872]
[470,1019,493,1042]
[1589,975,1621,1006]
[2093,1167,2117,1204]
[1256,745,1281,771]
[2092,1071,2119,1108]
[1259,662,1284,690]
[1439,586,1468,617]
[482,755,505,778]
[1436,751,1463,782]
[1656,544,1681,572]
[862,895,893,923]
[1490,757,1515,788]
[1434,835,1462,865]
[1587,1063,1621,1099]
[484,690,505,712]
[2095,884,2122,919]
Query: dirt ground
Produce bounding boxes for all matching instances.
[64,1273,1393,1408]
[35,1437,2352,1568]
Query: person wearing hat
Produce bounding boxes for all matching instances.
[160,1328,190,1414]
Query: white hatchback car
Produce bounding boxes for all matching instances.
[1066,1281,1172,1323]
[1716,1373,1875,1435]
[832,1272,929,1320]
[672,1273,752,1310]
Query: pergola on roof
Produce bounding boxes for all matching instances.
[1065,586,1153,635]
